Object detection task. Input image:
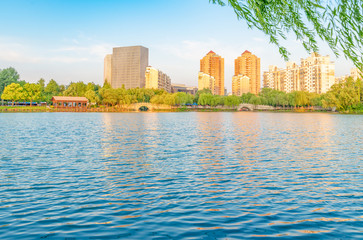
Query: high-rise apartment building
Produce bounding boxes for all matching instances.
[104,46,149,89]
[198,72,215,92]
[232,75,250,96]
[234,50,261,94]
[104,54,112,85]
[263,53,335,94]
[300,53,335,93]
[200,51,224,95]
[145,66,172,93]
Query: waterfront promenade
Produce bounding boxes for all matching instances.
[0,103,333,113]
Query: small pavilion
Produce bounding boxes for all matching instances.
[51,96,89,109]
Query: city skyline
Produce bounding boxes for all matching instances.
[0,0,356,92]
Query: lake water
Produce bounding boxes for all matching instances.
[0,112,362,239]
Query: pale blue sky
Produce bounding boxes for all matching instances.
[0,0,353,91]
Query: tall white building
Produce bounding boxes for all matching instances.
[232,75,250,96]
[198,72,215,92]
[145,66,172,93]
[263,53,335,94]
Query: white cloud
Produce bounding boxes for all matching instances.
[0,37,113,64]
[53,43,114,58]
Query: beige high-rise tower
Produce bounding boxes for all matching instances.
[145,66,172,93]
[200,51,224,95]
[262,53,335,94]
[104,45,149,89]
[104,54,112,85]
[234,50,261,94]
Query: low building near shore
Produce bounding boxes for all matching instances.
[51,96,89,109]
[171,84,198,95]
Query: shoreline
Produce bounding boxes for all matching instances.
[1,106,359,114]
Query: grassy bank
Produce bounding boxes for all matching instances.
[1,106,361,114]
[0,106,48,111]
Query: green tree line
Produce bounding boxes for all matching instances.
[1,67,362,113]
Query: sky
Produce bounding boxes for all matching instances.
[0,0,354,92]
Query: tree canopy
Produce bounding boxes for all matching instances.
[0,67,20,95]
[211,0,363,69]
[1,83,25,105]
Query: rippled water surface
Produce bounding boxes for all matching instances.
[0,112,362,239]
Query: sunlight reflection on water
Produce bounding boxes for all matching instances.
[0,112,362,239]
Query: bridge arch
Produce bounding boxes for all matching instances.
[237,104,254,111]
[139,105,149,111]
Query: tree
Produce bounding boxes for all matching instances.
[194,88,212,103]
[99,88,120,106]
[37,78,45,90]
[0,67,20,96]
[43,79,61,103]
[224,95,241,107]
[150,94,163,104]
[211,0,363,69]
[294,91,309,107]
[1,83,25,106]
[23,83,42,106]
[249,95,262,105]
[85,89,99,105]
[287,92,296,107]
[198,93,214,106]
[175,92,194,105]
[63,82,87,97]
[241,92,255,103]
[45,79,60,95]
[163,93,176,105]
[322,77,362,112]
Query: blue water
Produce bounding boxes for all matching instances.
[0,112,362,239]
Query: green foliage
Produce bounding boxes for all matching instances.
[211,0,363,69]
[194,88,212,103]
[240,88,331,108]
[198,93,213,106]
[126,88,161,103]
[99,88,119,106]
[224,95,241,106]
[322,77,362,112]
[0,67,20,96]
[174,92,194,105]
[23,83,42,105]
[294,91,310,106]
[37,78,45,90]
[249,95,262,105]
[241,92,255,103]
[63,82,87,97]
[43,79,61,102]
[1,83,25,105]
[197,93,222,106]
[85,89,100,104]
[45,79,60,96]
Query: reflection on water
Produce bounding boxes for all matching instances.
[0,112,362,239]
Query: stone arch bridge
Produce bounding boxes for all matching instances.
[121,102,172,111]
[237,104,276,111]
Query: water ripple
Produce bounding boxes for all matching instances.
[0,112,362,239]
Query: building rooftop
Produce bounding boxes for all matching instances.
[51,96,89,102]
